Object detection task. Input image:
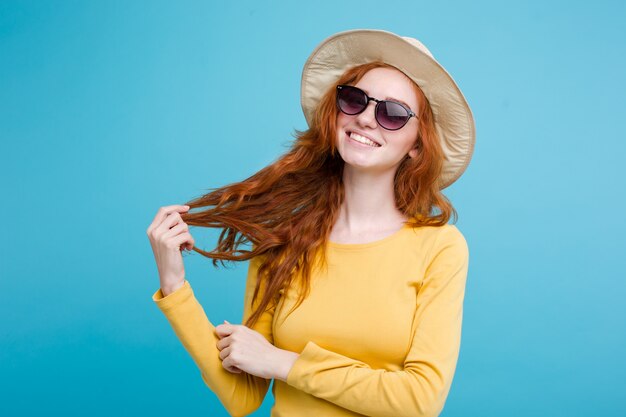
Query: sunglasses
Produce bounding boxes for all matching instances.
[336,84,417,131]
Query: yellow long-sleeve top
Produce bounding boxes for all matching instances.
[152,223,469,417]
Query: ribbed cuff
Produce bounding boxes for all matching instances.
[151,280,192,312]
[285,340,323,388]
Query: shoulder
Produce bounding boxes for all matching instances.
[405,223,469,260]
[435,223,467,247]
[406,222,467,244]
[428,224,469,269]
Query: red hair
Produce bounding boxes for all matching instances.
[181,61,457,328]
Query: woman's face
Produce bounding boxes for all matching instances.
[335,67,420,173]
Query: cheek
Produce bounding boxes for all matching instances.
[398,128,419,151]
[384,131,413,150]
[335,114,349,143]
[336,112,349,129]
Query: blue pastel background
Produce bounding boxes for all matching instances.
[1,1,625,416]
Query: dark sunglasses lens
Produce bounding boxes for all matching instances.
[337,86,367,115]
[377,101,410,130]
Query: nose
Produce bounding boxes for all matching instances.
[355,101,378,129]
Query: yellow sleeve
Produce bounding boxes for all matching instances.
[285,227,470,417]
[152,255,274,417]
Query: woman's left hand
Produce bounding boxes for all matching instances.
[215,320,299,381]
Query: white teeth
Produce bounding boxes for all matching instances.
[349,132,379,147]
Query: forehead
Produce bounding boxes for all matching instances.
[354,67,419,110]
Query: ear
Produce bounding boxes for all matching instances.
[408,148,418,159]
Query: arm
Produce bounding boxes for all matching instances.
[285,227,470,417]
[152,255,273,417]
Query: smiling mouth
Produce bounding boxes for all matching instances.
[347,131,381,147]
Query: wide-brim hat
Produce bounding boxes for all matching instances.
[300,29,475,190]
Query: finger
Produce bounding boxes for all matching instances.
[148,205,189,233]
[147,205,189,235]
[216,335,231,351]
[180,234,196,252]
[215,324,235,337]
[155,211,185,235]
[223,362,241,374]
[162,221,189,240]
[219,345,232,361]
[222,355,241,373]
[169,232,193,252]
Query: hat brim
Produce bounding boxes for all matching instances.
[301,29,475,189]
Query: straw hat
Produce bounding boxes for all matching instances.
[300,29,475,189]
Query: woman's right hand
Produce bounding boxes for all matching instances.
[146,204,195,296]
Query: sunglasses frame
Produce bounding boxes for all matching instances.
[336,84,417,131]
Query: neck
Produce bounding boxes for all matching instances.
[335,165,408,233]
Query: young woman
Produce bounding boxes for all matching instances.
[146,29,475,417]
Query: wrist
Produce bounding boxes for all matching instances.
[275,350,300,382]
[161,279,185,296]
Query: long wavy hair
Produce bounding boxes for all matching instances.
[180,61,457,328]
